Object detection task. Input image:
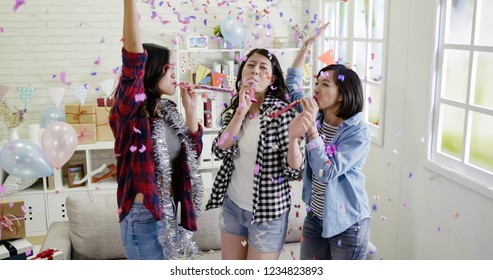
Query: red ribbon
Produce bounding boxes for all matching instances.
[30,248,59,260]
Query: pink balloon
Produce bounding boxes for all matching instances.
[41,122,78,169]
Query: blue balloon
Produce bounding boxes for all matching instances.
[220,16,246,47]
[40,107,66,128]
[0,140,53,179]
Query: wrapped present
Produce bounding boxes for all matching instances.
[0,238,33,260]
[28,248,64,260]
[0,200,26,241]
[65,103,96,124]
[95,107,114,141]
[97,96,115,107]
[70,123,97,145]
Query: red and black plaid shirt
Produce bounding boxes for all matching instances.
[109,48,161,222]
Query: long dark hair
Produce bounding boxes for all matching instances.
[111,43,171,118]
[222,48,288,118]
[317,64,364,119]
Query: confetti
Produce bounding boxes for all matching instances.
[338,74,345,82]
[139,144,146,153]
[254,163,260,175]
[129,145,137,152]
[436,227,442,233]
[381,216,386,221]
[94,56,101,65]
[0,27,4,33]
[12,0,25,12]
[0,185,5,193]
[372,204,377,211]
[241,240,247,247]
[133,127,142,134]
[452,212,459,218]
[408,172,413,178]
[135,93,147,102]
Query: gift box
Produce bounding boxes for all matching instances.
[70,123,97,145]
[28,248,64,260]
[95,107,114,141]
[0,238,33,260]
[0,200,26,241]
[65,103,96,124]
[97,96,115,107]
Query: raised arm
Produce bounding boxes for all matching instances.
[123,0,144,53]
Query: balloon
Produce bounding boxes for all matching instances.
[245,20,276,49]
[0,140,53,179]
[220,16,247,47]
[41,122,78,169]
[40,107,66,128]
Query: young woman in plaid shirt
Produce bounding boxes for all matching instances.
[206,48,304,260]
[109,0,204,260]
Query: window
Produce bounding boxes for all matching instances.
[431,0,493,190]
[319,0,389,145]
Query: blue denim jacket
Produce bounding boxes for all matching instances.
[286,67,371,238]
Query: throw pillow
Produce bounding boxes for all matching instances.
[2,175,39,194]
[67,194,126,260]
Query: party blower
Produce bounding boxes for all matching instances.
[175,82,235,94]
[269,96,318,118]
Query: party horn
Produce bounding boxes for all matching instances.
[269,96,318,118]
[176,82,235,94]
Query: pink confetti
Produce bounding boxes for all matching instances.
[13,0,25,12]
[9,201,14,207]
[113,67,120,75]
[0,27,4,33]
[94,56,101,65]
[381,216,386,221]
[99,37,105,43]
[25,248,32,256]
[0,184,5,193]
[402,202,408,207]
[326,144,337,157]
[139,144,146,153]
[135,93,147,102]
[253,163,260,175]
[436,227,442,233]
[368,96,372,104]
[129,145,137,152]
[60,71,71,85]
[453,212,460,218]
[133,127,142,134]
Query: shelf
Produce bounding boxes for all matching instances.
[76,141,114,151]
[177,48,243,54]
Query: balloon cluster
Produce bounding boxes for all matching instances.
[220,17,275,49]
[0,107,78,179]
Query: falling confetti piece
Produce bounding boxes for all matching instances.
[0,27,4,33]
[372,204,377,211]
[436,227,442,233]
[338,74,345,82]
[9,201,14,207]
[408,172,413,178]
[12,0,25,12]
[94,56,101,65]
[139,144,146,153]
[402,202,408,208]
[129,145,137,152]
[254,163,260,175]
[381,216,386,221]
[241,240,247,247]
[452,212,459,218]
[0,185,5,193]
[337,239,342,247]
[133,127,142,134]
[135,93,147,102]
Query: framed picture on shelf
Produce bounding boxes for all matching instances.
[66,164,86,188]
[187,36,208,49]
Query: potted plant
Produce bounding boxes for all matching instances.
[213,25,228,49]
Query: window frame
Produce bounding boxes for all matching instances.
[428,0,493,197]
[316,0,390,146]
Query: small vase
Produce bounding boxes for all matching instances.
[9,127,19,141]
[218,38,228,49]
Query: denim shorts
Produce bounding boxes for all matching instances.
[120,202,164,260]
[219,194,289,253]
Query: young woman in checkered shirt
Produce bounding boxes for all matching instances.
[205,48,304,260]
[286,23,372,260]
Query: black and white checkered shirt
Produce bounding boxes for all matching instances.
[205,95,304,223]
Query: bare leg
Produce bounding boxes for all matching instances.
[247,247,280,260]
[221,231,248,260]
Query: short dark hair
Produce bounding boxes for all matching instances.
[317,64,364,119]
[222,48,288,117]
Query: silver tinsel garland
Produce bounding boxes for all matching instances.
[152,98,204,260]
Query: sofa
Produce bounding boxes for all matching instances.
[41,189,376,260]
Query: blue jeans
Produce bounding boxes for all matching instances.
[119,202,164,260]
[220,194,289,253]
[300,211,370,260]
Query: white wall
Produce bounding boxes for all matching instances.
[365,0,493,259]
[0,0,308,140]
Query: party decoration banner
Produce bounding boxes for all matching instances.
[98,78,115,97]
[211,72,227,87]
[318,49,335,65]
[73,85,88,105]
[195,64,211,84]
[0,84,9,100]
[49,87,66,109]
[16,87,35,109]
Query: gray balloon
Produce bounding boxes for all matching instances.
[40,107,66,128]
[0,139,53,179]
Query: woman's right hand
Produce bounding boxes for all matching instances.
[236,84,254,116]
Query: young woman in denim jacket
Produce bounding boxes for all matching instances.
[206,48,304,260]
[287,23,372,260]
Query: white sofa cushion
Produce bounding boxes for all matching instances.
[67,194,126,260]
